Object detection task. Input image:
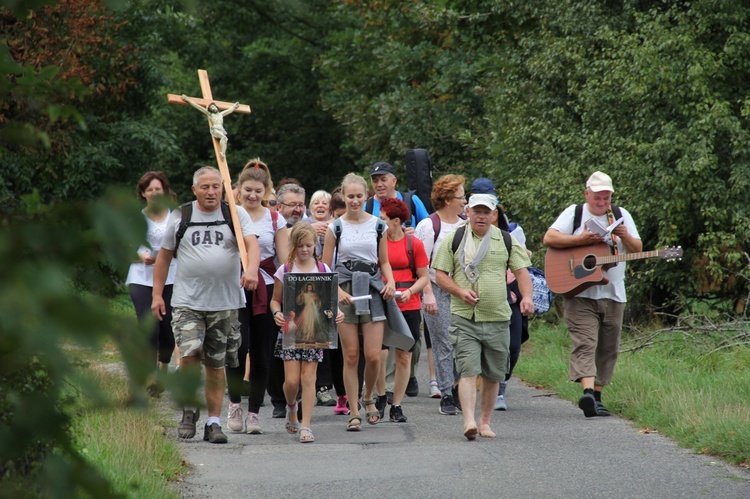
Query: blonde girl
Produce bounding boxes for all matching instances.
[322,173,396,431]
[270,223,343,443]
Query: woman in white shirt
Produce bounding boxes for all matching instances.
[125,171,178,393]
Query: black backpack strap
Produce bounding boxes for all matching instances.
[407,234,416,279]
[364,197,375,215]
[611,205,622,220]
[220,200,236,239]
[573,203,622,233]
[332,218,343,264]
[401,190,413,227]
[501,229,512,265]
[572,204,583,233]
[451,225,466,254]
[174,201,194,257]
[376,218,386,248]
[451,225,512,266]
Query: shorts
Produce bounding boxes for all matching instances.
[449,314,510,382]
[172,307,240,369]
[339,281,386,325]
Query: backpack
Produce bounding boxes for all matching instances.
[404,148,434,214]
[572,204,622,233]
[175,200,234,257]
[528,266,554,315]
[428,212,468,247]
[450,225,512,264]
[390,234,417,281]
[449,225,553,314]
[331,217,386,264]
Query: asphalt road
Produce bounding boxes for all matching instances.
[172,357,749,498]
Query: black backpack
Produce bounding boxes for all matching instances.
[450,225,512,265]
[404,148,434,214]
[174,200,235,257]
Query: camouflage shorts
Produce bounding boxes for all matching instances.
[172,307,240,369]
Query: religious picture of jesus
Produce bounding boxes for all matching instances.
[283,273,338,349]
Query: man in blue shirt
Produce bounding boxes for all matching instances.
[366,161,430,403]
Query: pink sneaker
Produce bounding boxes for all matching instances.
[334,395,350,415]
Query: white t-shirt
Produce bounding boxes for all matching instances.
[161,202,259,311]
[328,215,384,263]
[126,210,177,286]
[253,208,286,285]
[414,216,465,283]
[548,204,640,302]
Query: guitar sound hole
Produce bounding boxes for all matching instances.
[581,254,597,271]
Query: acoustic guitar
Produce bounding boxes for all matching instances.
[545,243,682,297]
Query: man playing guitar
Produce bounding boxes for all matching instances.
[543,171,642,418]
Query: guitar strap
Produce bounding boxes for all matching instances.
[606,208,619,255]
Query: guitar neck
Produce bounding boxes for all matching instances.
[595,250,660,265]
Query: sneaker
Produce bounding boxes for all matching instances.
[227,403,244,432]
[246,412,262,434]
[451,385,462,412]
[272,405,286,419]
[439,395,457,416]
[375,394,388,420]
[389,404,408,423]
[203,423,228,444]
[316,389,336,407]
[405,377,419,397]
[178,409,200,439]
[578,393,597,418]
[334,395,350,415]
[595,401,611,417]
[429,378,441,399]
[493,395,507,411]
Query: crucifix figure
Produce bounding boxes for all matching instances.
[167,69,253,269]
[181,95,239,158]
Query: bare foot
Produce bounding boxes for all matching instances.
[478,423,496,438]
[463,423,478,441]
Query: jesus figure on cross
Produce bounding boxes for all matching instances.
[181,94,240,158]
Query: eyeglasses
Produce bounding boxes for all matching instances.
[453,196,466,201]
[279,201,305,209]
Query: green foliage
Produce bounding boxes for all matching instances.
[0,188,198,496]
[319,0,750,313]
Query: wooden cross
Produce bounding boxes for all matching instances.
[167,69,252,270]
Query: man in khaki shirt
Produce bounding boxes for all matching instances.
[433,193,534,440]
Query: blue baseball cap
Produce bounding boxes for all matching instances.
[470,177,495,195]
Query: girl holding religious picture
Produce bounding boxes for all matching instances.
[322,173,396,432]
[270,223,343,443]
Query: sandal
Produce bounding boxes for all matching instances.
[299,426,315,443]
[347,415,362,432]
[285,402,300,434]
[362,399,380,425]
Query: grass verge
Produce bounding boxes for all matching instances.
[516,321,750,467]
[66,290,185,497]
[70,367,184,498]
